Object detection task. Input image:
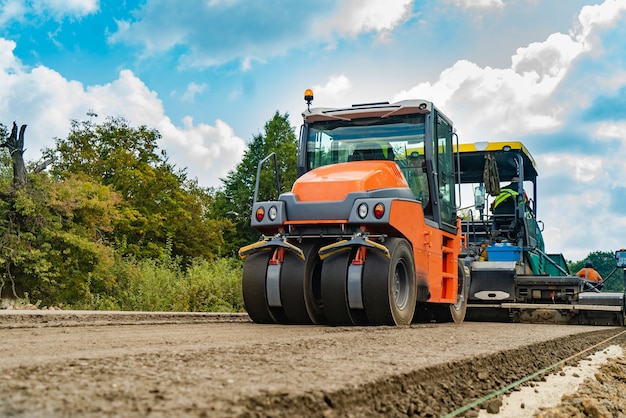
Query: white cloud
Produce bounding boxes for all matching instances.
[311,74,353,105]
[35,0,99,16]
[533,151,622,261]
[511,33,583,78]
[444,0,504,10]
[321,0,414,42]
[392,57,566,139]
[0,0,98,23]
[575,0,626,46]
[390,1,626,142]
[109,0,414,69]
[0,0,26,26]
[181,82,207,102]
[595,121,626,142]
[0,37,21,70]
[540,153,602,184]
[0,38,245,188]
[161,116,246,183]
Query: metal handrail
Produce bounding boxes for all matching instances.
[253,153,281,204]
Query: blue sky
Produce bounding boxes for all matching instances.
[1,0,626,261]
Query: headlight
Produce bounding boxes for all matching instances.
[358,203,368,219]
[268,205,278,221]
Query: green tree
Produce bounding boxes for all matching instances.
[51,115,225,262]
[0,124,11,186]
[211,111,298,255]
[0,172,120,305]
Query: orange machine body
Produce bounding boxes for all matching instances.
[285,160,460,305]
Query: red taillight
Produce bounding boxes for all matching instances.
[255,207,265,222]
[374,203,385,219]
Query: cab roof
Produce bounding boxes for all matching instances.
[454,141,538,184]
[302,100,434,123]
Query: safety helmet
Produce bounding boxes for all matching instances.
[584,260,593,268]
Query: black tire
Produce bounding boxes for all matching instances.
[362,238,417,326]
[280,241,327,325]
[321,251,355,326]
[242,251,276,324]
[449,264,470,323]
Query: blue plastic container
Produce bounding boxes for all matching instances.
[486,243,522,262]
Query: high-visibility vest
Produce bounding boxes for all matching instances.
[492,187,519,211]
[576,268,602,282]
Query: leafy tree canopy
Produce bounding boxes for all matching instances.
[0,172,119,305]
[51,115,225,261]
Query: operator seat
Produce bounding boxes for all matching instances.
[349,143,387,161]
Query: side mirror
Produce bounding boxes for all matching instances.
[474,185,485,211]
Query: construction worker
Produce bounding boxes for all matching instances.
[576,260,603,291]
[491,177,527,230]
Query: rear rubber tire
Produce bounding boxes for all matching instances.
[280,242,327,325]
[449,264,470,323]
[321,252,355,326]
[362,238,417,325]
[242,252,277,324]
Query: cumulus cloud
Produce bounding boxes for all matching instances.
[180,82,207,103]
[0,38,245,188]
[319,0,413,42]
[0,0,98,23]
[444,0,504,10]
[538,152,624,260]
[575,0,626,46]
[595,121,626,143]
[392,32,586,139]
[0,0,26,26]
[35,0,99,17]
[311,74,353,105]
[392,1,626,142]
[108,0,414,69]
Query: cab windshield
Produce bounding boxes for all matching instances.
[305,114,426,171]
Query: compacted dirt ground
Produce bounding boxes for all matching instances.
[1,310,626,417]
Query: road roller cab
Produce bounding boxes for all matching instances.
[239,91,467,326]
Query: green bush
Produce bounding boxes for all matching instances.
[72,253,244,312]
[180,257,245,312]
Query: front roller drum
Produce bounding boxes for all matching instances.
[242,252,276,324]
[362,238,417,326]
[321,251,358,326]
[280,241,327,325]
[242,251,287,324]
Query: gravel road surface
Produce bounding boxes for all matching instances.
[1,310,625,417]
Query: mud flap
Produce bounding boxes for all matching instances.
[347,263,364,309]
[266,264,282,308]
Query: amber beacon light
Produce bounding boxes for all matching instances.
[304,89,314,109]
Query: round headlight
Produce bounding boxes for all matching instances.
[358,203,368,219]
[268,205,278,221]
[255,207,265,222]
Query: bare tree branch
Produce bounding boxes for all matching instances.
[0,122,29,188]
